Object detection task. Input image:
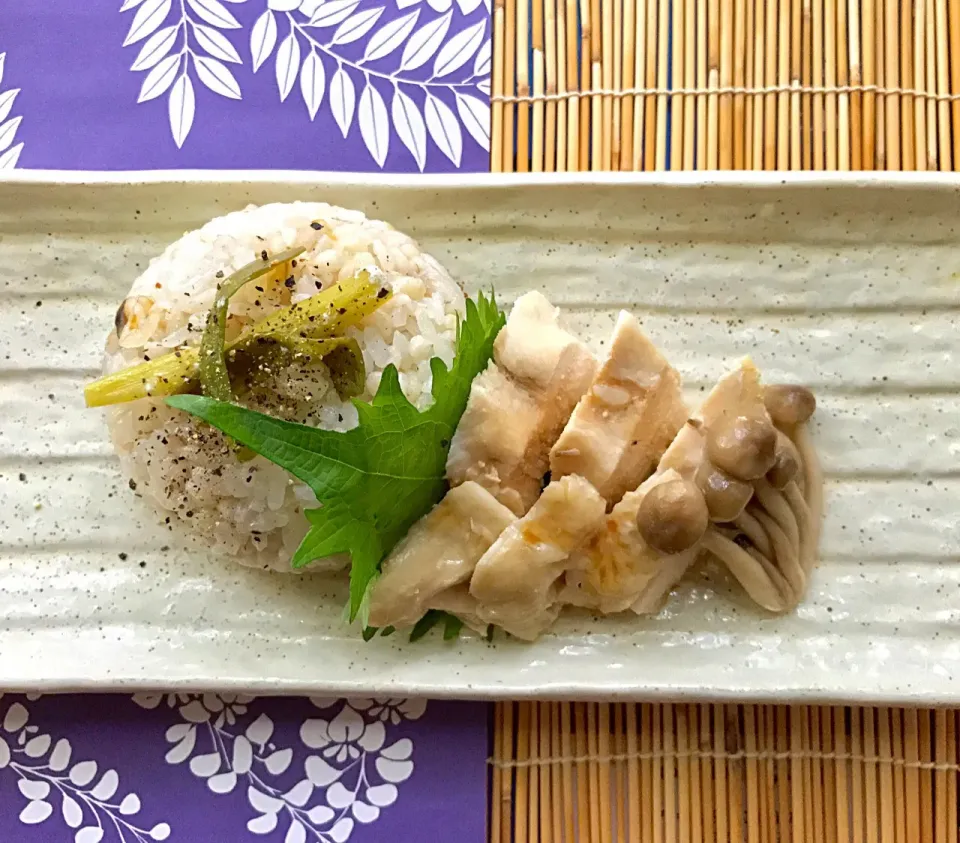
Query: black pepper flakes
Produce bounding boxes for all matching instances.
[215,270,224,279]
[284,276,295,288]
[310,221,323,230]
[377,287,389,299]
[128,479,138,491]
[260,249,268,261]
[18,473,26,482]
[119,552,128,561]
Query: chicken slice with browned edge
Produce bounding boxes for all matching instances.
[446,291,597,516]
[367,481,516,630]
[469,474,607,640]
[549,311,687,506]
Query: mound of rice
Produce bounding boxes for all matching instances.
[104,202,464,572]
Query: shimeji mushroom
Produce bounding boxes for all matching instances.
[561,358,822,616]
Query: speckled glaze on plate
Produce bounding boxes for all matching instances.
[1,171,959,703]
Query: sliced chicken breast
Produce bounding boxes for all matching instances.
[446,291,597,515]
[549,311,687,505]
[367,481,516,630]
[469,474,607,640]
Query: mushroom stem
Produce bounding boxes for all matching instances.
[748,505,806,599]
[753,478,800,549]
[784,480,816,576]
[733,509,774,559]
[794,423,824,569]
[701,529,793,612]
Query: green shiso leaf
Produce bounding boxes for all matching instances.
[168,291,506,623]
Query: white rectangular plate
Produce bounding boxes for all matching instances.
[2,171,959,703]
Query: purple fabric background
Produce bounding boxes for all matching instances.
[0,1,492,840]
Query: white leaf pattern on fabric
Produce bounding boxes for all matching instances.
[275,31,301,101]
[307,0,361,28]
[186,0,242,29]
[130,25,179,71]
[0,53,22,167]
[286,820,308,843]
[250,10,278,72]
[399,11,451,71]
[432,17,484,78]
[61,793,83,828]
[120,0,149,11]
[0,697,164,839]
[366,783,398,806]
[359,79,389,166]
[245,713,274,745]
[0,89,17,125]
[331,7,385,46]
[247,813,278,835]
[123,0,173,46]
[391,87,426,171]
[194,23,243,62]
[168,74,196,148]
[137,53,181,102]
[232,734,253,774]
[363,9,420,62]
[472,37,490,77]
[0,143,23,169]
[425,92,462,165]
[330,66,356,138]
[268,0,300,8]
[455,91,489,150]
[195,55,242,98]
[299,51,326,119]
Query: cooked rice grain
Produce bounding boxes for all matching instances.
[104,202,464,572]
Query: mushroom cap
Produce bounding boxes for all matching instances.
[705,413,778,481]
[696,463,755,522]
[767,430,801,489]
[764,384,816,427]
[636,476,710,556]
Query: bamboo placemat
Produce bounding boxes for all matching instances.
[490,0,960,171]
[487,1,960,839]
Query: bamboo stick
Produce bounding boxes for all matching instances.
[515,702,530,842]
[663,704,676,843]
[876,0,887,168]
[951,0,960,166]
[491,704,504,843]
[714,705,728,843]
[539,703,553,843]
[902,0,917,169]
[904,708,920,843]
[626,704,640,842]
[838,0,852,168]
[777,706,791,842]
[947,711,957,843]
[621,0,637,168]
[699,0,711,167]
[752,0,767,167]
[915,0,929,169]
[936,0,953,168]
[676,705,691,843]
[615,705,627,843]
[919,710,933,843]
[514,0,529,171]
[544,0,557,171]
[826,0,839,168]
[790,0,803,168]
[721,0,736,167]
[864,708,879,843]
[927,0,939,168]
[852,707,866,843]
[777,0,791,166]
[813,0,826,167]
[528,703,540,843]
[684,0,697,168]
[590,0,603,170]
[554,0,567,171]
[879,707,896,843]
[709,0,723,167]
[566,0,580,170]
[727,706,745,843]
[631,0,648,170]
[653,705,664,843]
[598,704,613,843]
[688,706,702,843]
[835,708,851,843]
[602,0,617,170]
[804,707,817,843]
[923,0,940,170]
[642,705,654,843]
[763,706,777,843]
[576,703,591,842]
[673,0,687,169]
[579,0,592,170]
[862,0,877,166]
[700,705,716,843]
[885,0,902,167]
[734,0,748,167]
[549,703,562,843]
[644,0,659,169]
[821,707,837,843]
[531,0,545,172]
[892,708,907,843]
[935,709,947,843]
[587,704,601,842]
[745,0,756,165]
[849,0,863,168]
[491,0,505,171]
[655,0,670,168]
[561,703,575,842]
[802,0,814,168]
[503,0,516,171]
